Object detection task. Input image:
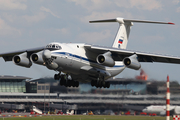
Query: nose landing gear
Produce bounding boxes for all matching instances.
[54,73,79,87]
[54,73,61,80]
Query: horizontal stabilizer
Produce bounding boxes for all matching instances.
[124,19,175,25]
[89,17,175,25]
[89,17,175,50]
[89,19,118,23]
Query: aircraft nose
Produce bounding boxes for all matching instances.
[142,109,146,112]
[43,49,51,59]
[42,49,59,70]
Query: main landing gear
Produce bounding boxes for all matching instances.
[91,80,110,88]
[54,73,79,87]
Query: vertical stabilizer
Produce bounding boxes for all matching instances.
[89,17,174,49]
[90,18,133,49]
[112,18,133,49]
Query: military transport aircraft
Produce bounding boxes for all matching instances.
[0,17,179,88]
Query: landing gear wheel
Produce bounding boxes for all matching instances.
[105,82,110,88]
[91,80,95,86]
[54,74,60,80]
[75,81,79,87]
[60,79,64,86]
[67,80,72,87]
[60,76,66,86]
[102,81,106,88]
[72,81,76,87]
[99,81,103,88]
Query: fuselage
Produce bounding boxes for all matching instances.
[47,42,125,82]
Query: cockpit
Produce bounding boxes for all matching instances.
[46,43,61,50]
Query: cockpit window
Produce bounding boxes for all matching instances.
[46,44,61,50]
[52,45,55,48]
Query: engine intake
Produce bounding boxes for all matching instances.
[123,54,141,70]
[13,52,32,68]
[96,51,115,67]
[30,51,44,65]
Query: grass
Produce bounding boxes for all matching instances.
[0,115,174,120]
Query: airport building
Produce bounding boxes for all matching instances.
[0,75,180,114]
[0,76,29,93]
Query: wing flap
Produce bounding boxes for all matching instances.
[137,52,180,64]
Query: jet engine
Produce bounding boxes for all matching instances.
[96,51,115,67]
[13,52,32,68]
[123,54,141,70]
[174,106,180,115]
[30,51,44,65]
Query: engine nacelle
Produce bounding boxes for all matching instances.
[13,52,32,68]
[96,51,115,67]
[30,51,44,65]
[123,54,141,70]
[174,106,180,115]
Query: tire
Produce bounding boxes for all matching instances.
[60,79,64,86]
[67,80,71,87]
[72,81,76,87]
[102,81,106,87]
[54,74,59,80]
[75,81,79,87]
[105,82,110,88]
[91,80,95,86]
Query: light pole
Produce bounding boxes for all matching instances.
[49,84,50,112]
[44,83,45,113]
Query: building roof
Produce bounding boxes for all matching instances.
[107,78,147,84]
[0,75,31,80]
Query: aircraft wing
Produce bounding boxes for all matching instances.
[0,47,44,61]
[84,44,180,64]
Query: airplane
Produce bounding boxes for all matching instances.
[0,17,180,88]
[142,105,180,115]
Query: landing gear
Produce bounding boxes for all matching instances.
[91,75,110,88]
[66,80,79,87]
[54,73,79,88]
[54,73,61,80]
[91,80,110,88]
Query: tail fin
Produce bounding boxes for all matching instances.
[89,18,174,49]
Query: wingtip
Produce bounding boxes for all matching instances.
[168,22,175,25]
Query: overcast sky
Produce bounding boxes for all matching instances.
[0,0,180,81]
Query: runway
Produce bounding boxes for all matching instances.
[0,114,171,120]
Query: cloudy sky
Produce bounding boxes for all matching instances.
[0,0,180,81]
